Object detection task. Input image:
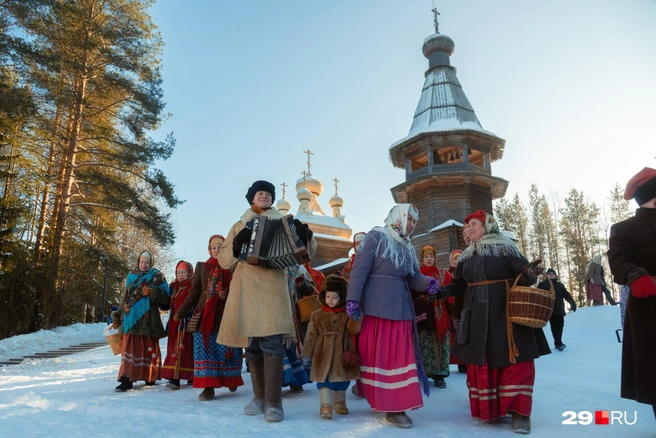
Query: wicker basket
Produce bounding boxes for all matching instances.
[296,295,322,323]
[106,332,123,355]
[507,275,554,328]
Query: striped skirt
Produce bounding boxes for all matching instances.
[467,359,535,420]
[192,331,244,389]
[282,344,310,387]
[358,316,423,412]
[118,334,161,382]
[161,327,194,381]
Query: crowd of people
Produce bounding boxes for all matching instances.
[108,169,656,432]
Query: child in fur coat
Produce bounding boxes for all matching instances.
[302,275,361,419]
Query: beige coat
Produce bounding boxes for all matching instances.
[302,309,361,383]
[217,207,317,348]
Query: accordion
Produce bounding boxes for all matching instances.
[239,214,311,269]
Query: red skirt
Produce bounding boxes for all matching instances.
[358,316,423,412]
[161,326,194,380]
[467,359,535,421]
[118,334,161,382]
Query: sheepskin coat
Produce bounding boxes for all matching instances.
[217,206,317,348]
[302,308,361,383]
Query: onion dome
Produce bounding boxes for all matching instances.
[297,185,312,202]
[276,197,291,213]
[329,193,343,208]
[422,33,455,68]
[295,173,324,196]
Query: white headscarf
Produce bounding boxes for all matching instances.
[360,204,419,272]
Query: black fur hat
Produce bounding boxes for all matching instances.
[245,180,276,205]
[320,274,348,308]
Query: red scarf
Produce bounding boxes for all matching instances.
[204,256,218,270]
[420,265,450,342]
[321,306,345,313]
[168,278,192,332]
[200,261,225,349]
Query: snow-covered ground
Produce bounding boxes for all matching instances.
[0,307,653,437]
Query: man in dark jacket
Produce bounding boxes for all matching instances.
[607,167,656,420]
[538,269,576,351]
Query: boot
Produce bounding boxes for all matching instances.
[434,377,447,388]
[229,386,238,393]
[458,364,467,373]
[263,355,284,422]
[333,390,348,415]
[320,387,333,419]
[166,379,180,390]
[244,359,265,415]
[386,411,412,429]
[511,412,531,434]
[289,383,303,393]
[115,376,133,392]
[198,387,215,401]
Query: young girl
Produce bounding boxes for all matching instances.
[161,260,195,389]
[412,246,452,388]
[302,275,361,419]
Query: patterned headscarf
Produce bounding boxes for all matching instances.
[382,203,419,247]
[360,204,420,273]
[175,260,194,280]
[459,210,523,263]
[137,250,154,269]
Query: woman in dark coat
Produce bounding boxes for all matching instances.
[111,251,169,391]
[607,167,656,418]
[437,210,549,434]
[175,235,244,401]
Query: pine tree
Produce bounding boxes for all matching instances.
[608,183,632,224]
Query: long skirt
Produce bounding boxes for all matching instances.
[358,316,423,412]
[419,329,450,378]
[282,344,310,387]
[192,331,244,389]
[161,327,194,381]
[118,334,161,382]
[467,359,535,421]
[586,282,603,304]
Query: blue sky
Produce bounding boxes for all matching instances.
[148,0,656,266]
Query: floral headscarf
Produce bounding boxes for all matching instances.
[359,204,420,273]
[459,210,523,263]
[383,203,419,247]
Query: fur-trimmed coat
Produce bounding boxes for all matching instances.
[302,309,361,383]
[217,207,317,348]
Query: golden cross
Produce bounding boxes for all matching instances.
[303,149,314,174]
[300,170,307,186]
[332,177,340,194]
[280,182,287,198]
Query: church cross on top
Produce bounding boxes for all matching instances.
[431,6,440,33]
[332,177,340,195]
[280,182,287,198]
[303,149,314,174]
[300,170,307,186]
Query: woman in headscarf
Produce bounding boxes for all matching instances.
[111,251,169,392]
[412,245,453,389]
[161,260,195,389]
[447,249,467,373]
[346,204,440,429]
[585,255,605,306]
[341,231,366,281]
[436,210,549,434]
[175,235,244,401]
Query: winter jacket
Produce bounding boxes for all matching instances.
[111,269,169,339]
[177,261,232,333]
[302,308,361,383]
[439,253,551,369]
[537,279,576,317]
[217,207,317,348]
[608,207,656,404]
[346,230,431,321]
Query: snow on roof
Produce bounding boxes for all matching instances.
[295,212,352,231]
[413,219,464,239]
[315,257,350,271]
[312,232,352,242]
